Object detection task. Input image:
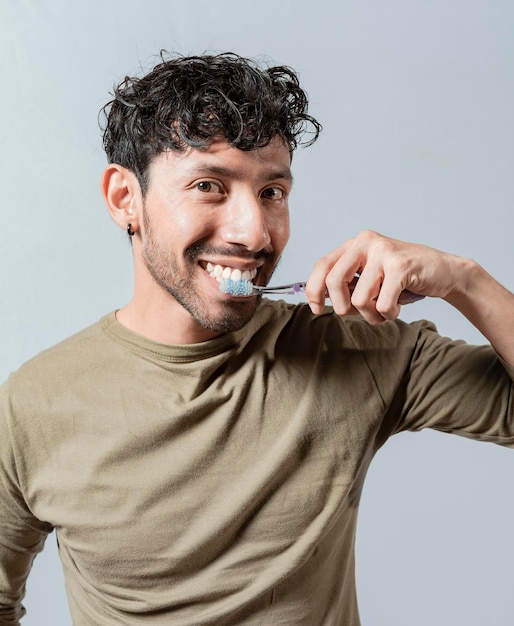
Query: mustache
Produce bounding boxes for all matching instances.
[185,243,276,263]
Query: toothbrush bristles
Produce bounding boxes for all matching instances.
[219,278,255,297]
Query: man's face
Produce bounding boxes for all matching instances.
[137,137,292,335]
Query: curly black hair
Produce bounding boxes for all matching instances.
[100,52,322,193]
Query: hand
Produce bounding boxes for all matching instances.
[305,230,461,324]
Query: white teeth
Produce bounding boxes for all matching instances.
[205,263,257,282]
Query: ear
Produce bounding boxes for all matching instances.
[101,164,142,233]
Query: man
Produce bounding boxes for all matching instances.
[0,52,512,625]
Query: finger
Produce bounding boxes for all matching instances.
[320,236,371,312]
[325,265,362,316]
[348,268,388,324]
[323,231,381,315]
[374,277,402,320]
[326,273,366,316]
[305,244,349,314]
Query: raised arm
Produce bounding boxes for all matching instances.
[305,230,514,366]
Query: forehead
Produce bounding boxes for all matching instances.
[150,137,293,183]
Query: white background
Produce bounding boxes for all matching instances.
[1,1,513,624]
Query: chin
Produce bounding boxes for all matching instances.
[192,297,261,334]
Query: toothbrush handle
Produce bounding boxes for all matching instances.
[259,278,424,305]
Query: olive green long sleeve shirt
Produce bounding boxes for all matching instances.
[1,301,513,624]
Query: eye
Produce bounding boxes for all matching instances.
[261,186,285,201]
[196,181,222,193]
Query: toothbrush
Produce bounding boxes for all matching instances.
[219,276,424,305]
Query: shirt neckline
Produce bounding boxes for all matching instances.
[100,311,244,363]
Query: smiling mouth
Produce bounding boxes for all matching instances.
[204,262,258,284]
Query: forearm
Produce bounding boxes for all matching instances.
[445,257,514,367]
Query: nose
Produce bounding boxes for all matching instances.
[220,196,272,251]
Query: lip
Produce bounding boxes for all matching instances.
[199,259,263,272]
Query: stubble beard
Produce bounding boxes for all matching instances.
[140,210,275,334]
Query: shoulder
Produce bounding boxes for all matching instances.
[257,298,436,339]
[252,299,438,356]
[1,313,116,402]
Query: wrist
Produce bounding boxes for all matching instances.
[443,256,483,306]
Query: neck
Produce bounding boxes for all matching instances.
[116,297,222,346]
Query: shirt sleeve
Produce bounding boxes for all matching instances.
[392,322,514,445]
[0,381,53,625]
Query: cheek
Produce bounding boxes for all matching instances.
[271,212,290,249]
[169,212,217,248]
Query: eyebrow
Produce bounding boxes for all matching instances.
[184,164,294,184]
